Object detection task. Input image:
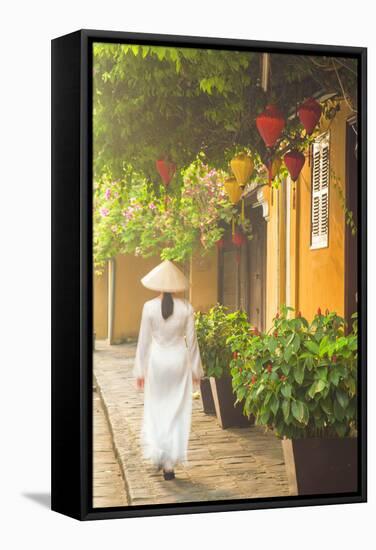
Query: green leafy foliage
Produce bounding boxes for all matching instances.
[228,306,358,439]
[93,43,357,183]
[93,156,254,269]
[195,304,249,378]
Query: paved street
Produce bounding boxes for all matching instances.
[93,341,289,506]
[93,386,128,508]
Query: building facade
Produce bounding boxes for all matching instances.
[94,102,357,342]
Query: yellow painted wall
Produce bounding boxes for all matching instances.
[265,183,282,329]
[294,104,351,320]
[93,264,108,339]
[190,250,218,312]
[264,102,351,327]
[112,254,160,342]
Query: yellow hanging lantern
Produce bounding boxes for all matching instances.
[230,153,254,187]
[224,177,243,235]
[266,156,282,184]
[224,177,243,204]
[265,157,282,207]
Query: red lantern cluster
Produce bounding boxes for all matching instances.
[284,150,305,182]
[298,98,322,135]
[156,159,176,186]
[256,104,285,148]
[232,231,247,248]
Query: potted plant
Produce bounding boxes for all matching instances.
[195,310,216,414]
[229,306,358,495]
[196,304,251,428]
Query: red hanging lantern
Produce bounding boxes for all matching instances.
[216,237,225,250]
[298,98,322,135]
[156,159,176,186]
[284,150,305,182]
[232,230,247,248]
[256,104,285,148]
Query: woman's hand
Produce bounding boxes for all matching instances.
[136,377,144,390]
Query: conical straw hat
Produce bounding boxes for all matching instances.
[141,260,189,292]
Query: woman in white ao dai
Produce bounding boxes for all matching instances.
[133,260,204,480]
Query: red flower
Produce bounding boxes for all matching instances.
[239,368,242,373]
[325,308,330,316]
[267,364,273,373]
[317,307,322,316]
[251,375,257,384]
[279,374,287,382]
[275,312,280,319]
[332,355,337,363]
[233,351,238,360]
[296,311,302,318]
[274,330,279,338]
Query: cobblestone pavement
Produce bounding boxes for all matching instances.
[94,340,289,506]
[93,387,128,508]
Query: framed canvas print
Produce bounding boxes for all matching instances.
[51,29,367,520]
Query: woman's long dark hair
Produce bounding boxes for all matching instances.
[161,292,174,320]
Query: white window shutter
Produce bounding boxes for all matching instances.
[311,132,330,249]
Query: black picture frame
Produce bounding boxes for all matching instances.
[51,29,367,521]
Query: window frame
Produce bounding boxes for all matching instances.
[310,131,330,250]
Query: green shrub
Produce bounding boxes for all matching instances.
[228,306,358,439]
[195,304,249,378]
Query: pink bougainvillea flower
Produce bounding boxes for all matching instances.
[100,207,109,217]
[105,188,111,200]
[149,202,156,210]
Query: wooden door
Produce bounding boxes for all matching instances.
[219,204,266,329]
[247,210,266,330]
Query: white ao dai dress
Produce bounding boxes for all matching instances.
[132,297,204,469]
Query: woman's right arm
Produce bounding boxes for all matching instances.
[132,303,152,383]
[185,302,204,384]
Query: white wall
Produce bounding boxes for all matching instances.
[0,1,374,548]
